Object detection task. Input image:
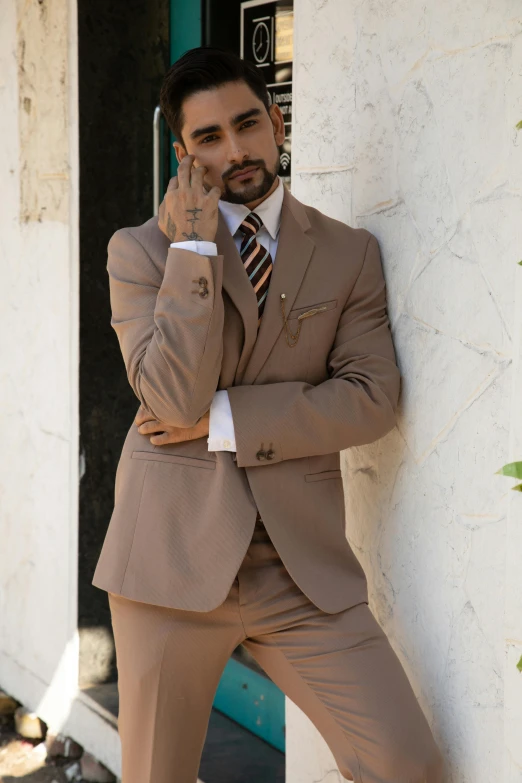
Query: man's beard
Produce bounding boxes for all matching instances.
[220,154,280,204]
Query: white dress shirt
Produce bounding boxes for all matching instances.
[169,175,284,453]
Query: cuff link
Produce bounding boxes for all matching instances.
[256,442,275,461]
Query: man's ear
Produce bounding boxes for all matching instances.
[172,141,187,164]
[268,104,286,146]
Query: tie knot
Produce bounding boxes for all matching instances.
[239,211,262,238]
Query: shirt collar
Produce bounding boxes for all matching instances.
[217,175,284,241]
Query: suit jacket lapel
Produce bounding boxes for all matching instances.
[188,184,315,387]
[240,186,315,385]
[215,209,259,383]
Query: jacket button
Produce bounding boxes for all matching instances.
[256,450,266,460]
[199,287,209,298]
[199,277,207,285]
[265,449,275,460]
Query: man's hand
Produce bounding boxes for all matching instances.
[134,405,210,445]
[158,154,221,243]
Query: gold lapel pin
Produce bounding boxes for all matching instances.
[280,293,328,347]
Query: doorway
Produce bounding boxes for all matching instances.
[79,1,290,778]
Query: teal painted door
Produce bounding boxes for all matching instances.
[169,0,202,178]
[168,0,285,754]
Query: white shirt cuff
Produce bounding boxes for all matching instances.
[170,240,218,256]
[207,390,236,452]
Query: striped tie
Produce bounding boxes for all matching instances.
[238,211,273,329]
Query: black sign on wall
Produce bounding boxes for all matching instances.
[240,0,293,184]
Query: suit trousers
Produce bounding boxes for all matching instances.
[108,513,444,783]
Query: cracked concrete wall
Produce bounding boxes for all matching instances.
[287,1,522,781]
[0,0,80,732]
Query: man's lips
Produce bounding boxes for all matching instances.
[229,166,259,180]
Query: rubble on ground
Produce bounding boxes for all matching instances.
[0,688,117,783]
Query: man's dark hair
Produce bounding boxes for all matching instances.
[159,46,271,146]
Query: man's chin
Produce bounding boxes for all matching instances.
[224,187,262,204]
[222,174,275,204]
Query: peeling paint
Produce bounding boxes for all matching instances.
[16,0,70,223]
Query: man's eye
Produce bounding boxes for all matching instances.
[201,135,217,144]
[241,120,257,129]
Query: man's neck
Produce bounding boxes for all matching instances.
[241,175,281,211]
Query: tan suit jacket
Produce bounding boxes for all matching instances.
[92,184,401,613]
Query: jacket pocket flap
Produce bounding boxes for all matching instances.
[287,298,338,321]
[132,450,216,469]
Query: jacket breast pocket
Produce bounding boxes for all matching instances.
[304,469,342,482]
[131,451,216,470]
[287,298,338,322]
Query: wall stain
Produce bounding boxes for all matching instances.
[16,0,69,223]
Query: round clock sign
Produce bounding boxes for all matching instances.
[252,21,271,63]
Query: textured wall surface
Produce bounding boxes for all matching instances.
[0,0,80,730]
[288,1,522,781]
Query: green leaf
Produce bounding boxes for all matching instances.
[496,461,522,478]
[512,483,522,492]
[517,654,522,672]
[516,120,522,130]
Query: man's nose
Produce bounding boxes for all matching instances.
[226,142,250,164]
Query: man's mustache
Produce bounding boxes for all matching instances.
[224,161,265,179]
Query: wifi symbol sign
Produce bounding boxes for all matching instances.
[280,152,290,172]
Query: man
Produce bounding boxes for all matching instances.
[92,46,444,783]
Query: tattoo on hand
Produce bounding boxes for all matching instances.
[182,207,204,241]
[167,216,176,241]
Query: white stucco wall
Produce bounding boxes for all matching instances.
[288,2,522,781]
[0,0,81,744]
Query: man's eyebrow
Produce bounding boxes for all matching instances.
[232,107,263,125]
[189,108,263,141]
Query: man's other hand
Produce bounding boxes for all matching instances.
[134,405,210,445]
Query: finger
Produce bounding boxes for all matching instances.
[202,180,216,195]
[150,432,182,446]
[135,408,155,425]
[190,165,207,191]
[166,176,178,192]
[177,154,195,189]
[134,408,149,425]
[205,184,221,201]
[137,421,164,435]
